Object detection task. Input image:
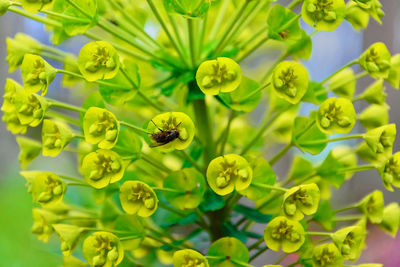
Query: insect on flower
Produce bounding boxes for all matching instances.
[149,120,183,147]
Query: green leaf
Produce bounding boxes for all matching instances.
[199,189,225,212]
[208,237,250,267]
[287,156,315,182]
[267,5,302,42]
[113,129,142,159]
[302,81,327,105]
[317,151,346,188]
[234,204,272,223]
[292,115,328,155]
[219,76,262,113]
[312,200,337,231]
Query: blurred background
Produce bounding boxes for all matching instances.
[0,0,399,266]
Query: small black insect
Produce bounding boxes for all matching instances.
[149,120,183,147]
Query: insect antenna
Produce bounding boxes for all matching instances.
[151,120,164,132]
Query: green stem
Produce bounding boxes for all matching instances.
[319,60,358,85]
[338,165,375,174]
[287,0,303,9]
[299,134,365,146]
[179,150,203,173]
[65,0,92,18]
[8,6,62,28]
[249,246,269,263]
[146,0,189,68]
[237,36,269,63]
[240,82,271,103]
[219,111,237,155]
[334,203,360,213]
[187,18,196,68]
[67,182,92,187]
[197,14,208,60]
[316,71,368,97]
[192,98,214,165]
[248,238,264,251]
[59,175,85,183]
[251,182,289,192]
[152,187,182,193]
[269,143,293,166]
[45,110,80,126]
[47,98,86,113]
[335,215,364,222]
[119,121,149,134]
[260,52,288,84]
[237,25,269,51]
[41,10,91,23]
[306,232,332,237]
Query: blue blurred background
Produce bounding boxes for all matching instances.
[0,0,399,266]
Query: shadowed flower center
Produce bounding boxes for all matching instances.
[202,62,236,88]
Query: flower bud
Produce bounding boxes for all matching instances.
[358,190,384,223]
[379,202,400,237]
[31,208,60,242]
[16,136,41,170]
[332,226,365,260]
[378,152,400,191]
[119,180,158,217]
[1,110,29,134]
[53,224,84,256]
[360,79,386,105]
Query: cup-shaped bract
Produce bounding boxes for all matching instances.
[165,0,211,18]
[83,107,120,149]
[359,42,391,79]
[264,216,305,253]
[312,243,344,267]
[354,0,385,23]
[358,190,384,223]
[196,57,242,95]
[21,54,56,96]
[32,208,59,242]
[0,0,10,16]
[302,0,346,31]
[78,41,120,82]
[283,183,320,220]
[20,0,54,13]
[30,172,67,206]
[331,146,358,180]
[317,97,356,134]
[5,33,42,72]
[379,202,400,237]
[365,124,396,157]
[119,180,158,217]
[1,110,29,134]
[53,224,85,256]
[385,54,400,89]
[358,103,389,130]
[206,154,253,196]
[2,78,23,112]
[16,136,42,170]
[82,149,125,189]
[271,61,309,104]
[329,68,356,99]
[42,119,74,157]
[332,226,365,261]
[83,232,124,267]
[360,79,386,105]
[173,249,209,267]
[207,237,249,267]
[378,152,400,191]
[14,91,47,127]
[147,112,195,151]
[345,1,370,31]
[163,168,206,210]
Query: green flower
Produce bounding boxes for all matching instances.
[1,110,29,134]
[271,61,309,104]
[82,149,125,189]
[21,54,56,96]
[16,136,42,170]
[364,124,396,158]
[25,171,67,206]
[5,33,42,72]
[206,154,253,196]
[312,243,344,267]
[164,0,211,18]
[329,68,356,99]
[147,112,195,151]
[196,57,242,95]
[163,168,206,210]
[83,107,120,149]
[53,224,85,256]
[359,79,386,105]
[78,41,120,82]
[332,226,365,261]
[173,249,209,267]
[0,0,10,16]
[42,119,74,157]
[119,180,158,217]
[358,104,389,130]
[82,232,124,267]
[31,208,60,242]
[378,152,400,191]
[264,216,305,253]
[20,0,54,13]
[353,0,385,23]
[14,91,48,127]
[359,42,391,79]
[345,1,370,31]
[2,78,23,112]
[379,202,400,237]
[302,0,346,31]
[207,237,249,267]
[385,54,400,89]
[317,97,356,134]
[283,183,320,220]
[358,190,384,223]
